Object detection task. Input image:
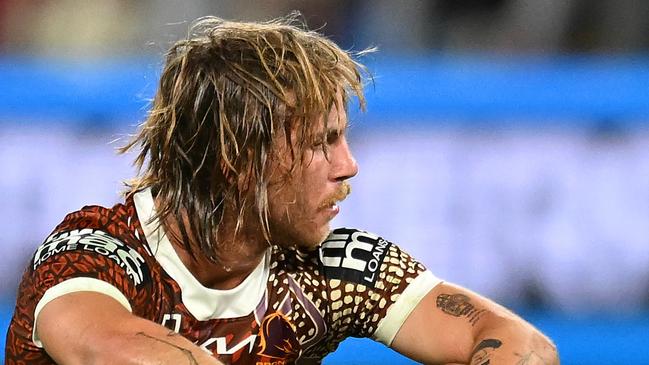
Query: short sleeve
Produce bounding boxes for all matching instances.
[21,228,150,347]
[319,228,442,345]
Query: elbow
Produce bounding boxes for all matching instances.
[479,312,560,365]
[538,335,560,365]
[523,320,560,364]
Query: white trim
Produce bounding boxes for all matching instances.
[373,270,442,346]
[32,277,132,348]
[133,188,269,320]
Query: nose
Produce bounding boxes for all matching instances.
[331,136,358,182]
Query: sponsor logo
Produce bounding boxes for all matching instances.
[33,228,149,286]
[162,313,259,356]
[161,313,182,333]
[200,335,258,355]
[320,228,391,286]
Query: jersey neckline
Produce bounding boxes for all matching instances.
[133,188,270,320]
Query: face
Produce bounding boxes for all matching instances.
[266,95,359,249]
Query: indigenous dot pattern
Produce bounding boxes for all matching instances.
[290,243,427,361]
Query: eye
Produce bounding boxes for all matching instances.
[326,130,340,145]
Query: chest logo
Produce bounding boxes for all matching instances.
[256,312,300,364]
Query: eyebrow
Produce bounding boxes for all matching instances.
[330,116,349,133]
[326,124,346,138]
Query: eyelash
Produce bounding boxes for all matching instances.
[327,133,339,145]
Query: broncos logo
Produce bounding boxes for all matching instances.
[256,312,300,364]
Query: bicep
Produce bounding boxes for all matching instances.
[390,282,514,365]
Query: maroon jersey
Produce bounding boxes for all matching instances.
[5,189,440,364]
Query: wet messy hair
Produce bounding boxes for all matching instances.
[120,13,372,262]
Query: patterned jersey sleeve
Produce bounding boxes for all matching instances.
[319,227,442,346]
[16,227,150,348]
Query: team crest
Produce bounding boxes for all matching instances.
[256,312,300,364]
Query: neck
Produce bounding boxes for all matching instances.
[159,203,269,290]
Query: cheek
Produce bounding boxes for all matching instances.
[301,157,329,191]
[275,183,317,228]
[267,180,306,221]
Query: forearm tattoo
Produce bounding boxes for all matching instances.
[136,332,199,365]
[470,339,502,365]
[436,293,488,326]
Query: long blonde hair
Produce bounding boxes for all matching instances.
[121,13,371,261]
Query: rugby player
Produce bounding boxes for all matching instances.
[5,15,559,365]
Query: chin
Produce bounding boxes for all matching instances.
[288,225,331,251]
[269,214,332,250]
[312,223,332,245]
[308,230,330,249]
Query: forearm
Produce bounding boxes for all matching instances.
[391,283,559,365]
[38,292,224,365]
[467,319,559,365]
[85,328,223,365]
[46,324,223,365]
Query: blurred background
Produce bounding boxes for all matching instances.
[1,0,649,364]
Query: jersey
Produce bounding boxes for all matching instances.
[5,188,440,364]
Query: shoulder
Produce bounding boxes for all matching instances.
[31,201,151,288]
[273,227,428,290]
[318,227,394,287]
[33,227,149,286]
[54,201,137,235]
[279,228,436,344]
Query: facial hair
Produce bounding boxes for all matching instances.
[319,181,351,209]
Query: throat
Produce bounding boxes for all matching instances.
[157,199,270,290]
[192,253,267,290]
[169,240,268,290]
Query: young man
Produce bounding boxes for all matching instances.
[5,16,558,365]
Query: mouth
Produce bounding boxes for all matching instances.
[319,182,351,217]
[319,203,341,223]
[323,202,341,212]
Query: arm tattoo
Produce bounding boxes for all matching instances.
[136,332,199,365]
[515,351,552,365]
[436,293,488,326]
[470,339,502,365]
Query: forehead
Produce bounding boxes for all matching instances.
[323,99,348,130]
[311,90,349,134]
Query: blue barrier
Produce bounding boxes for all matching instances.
[2,55,649,127]
[1,300,13,364]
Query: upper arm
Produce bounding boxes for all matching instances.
[27,229,149,345]
[24,228,164,363]
[390,282,526,364]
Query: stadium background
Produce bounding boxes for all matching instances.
[1,1,649,363]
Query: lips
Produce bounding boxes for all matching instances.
[322,203,340,219]
[319,182,351,219]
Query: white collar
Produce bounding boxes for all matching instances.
[133,188,269,320]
